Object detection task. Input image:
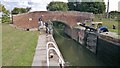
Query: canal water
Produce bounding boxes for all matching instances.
[53,23,107,66]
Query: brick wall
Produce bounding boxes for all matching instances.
[13,11,93,29]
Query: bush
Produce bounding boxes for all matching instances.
[2,15,10,23]
[1,3,10,23]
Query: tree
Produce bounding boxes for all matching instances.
[47,2,68,11]
[26,7,31,12]
[12,7,31,14]
[109,11,120,20]
[12,7,20,14]
[0,3,2,12]
[67,2,106,14]
[1,4,10,23]
[67,2,76,10]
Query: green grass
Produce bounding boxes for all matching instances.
[76,17,120,35]
[2,23,39,66]
[93,17,119,34]
[0,23,2,67]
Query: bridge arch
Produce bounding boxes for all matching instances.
[51,20,71,29]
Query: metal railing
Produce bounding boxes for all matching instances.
[46,42,65,67]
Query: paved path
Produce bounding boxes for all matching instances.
[32,33,47,66]
[32,28,65,67]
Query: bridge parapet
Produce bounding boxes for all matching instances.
[13,11,94,29]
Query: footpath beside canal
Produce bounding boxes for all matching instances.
[32,32,47,66]
[32,29,65,67]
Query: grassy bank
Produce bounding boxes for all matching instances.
[94,17,119,34]
[2,24,39,66]
[0,23,2,67]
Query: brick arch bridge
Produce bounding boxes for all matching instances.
[13,11,94,29]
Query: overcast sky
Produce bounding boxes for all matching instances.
[1,0,120,12]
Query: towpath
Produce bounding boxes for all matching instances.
[32,28,65,67]
[32,30,47,66]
